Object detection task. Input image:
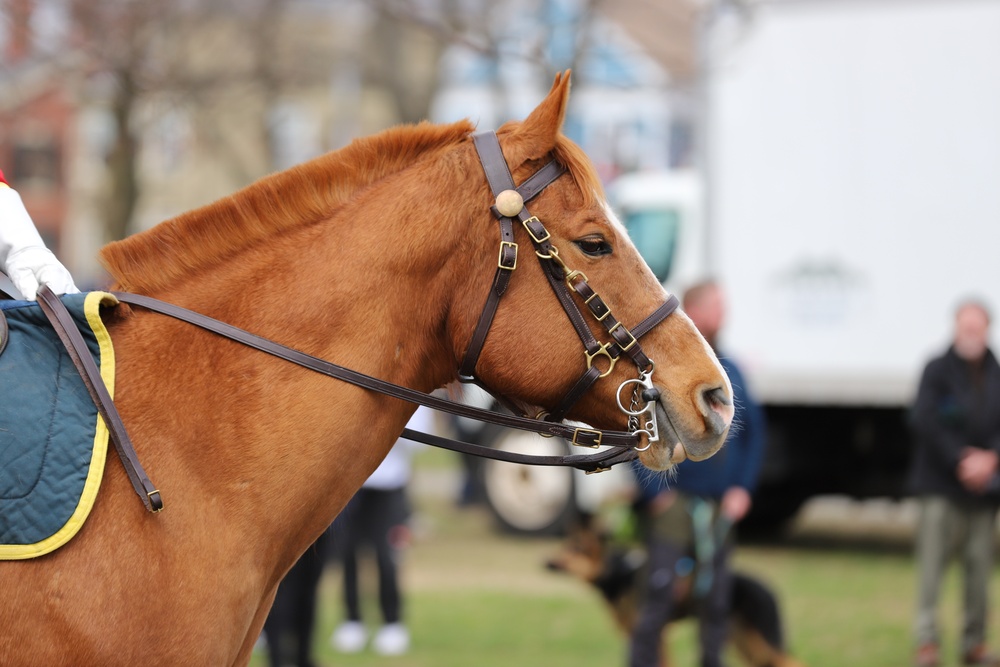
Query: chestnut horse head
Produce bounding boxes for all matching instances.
[446,73,733,469]
[1,71,731,666]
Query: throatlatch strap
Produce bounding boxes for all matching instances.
[36,286,163,513]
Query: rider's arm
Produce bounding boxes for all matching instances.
[0,169,79,300]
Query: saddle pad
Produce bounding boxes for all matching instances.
[0,292,118,560]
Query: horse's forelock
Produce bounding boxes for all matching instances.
[100,119,476,293]
[552,136,603,209]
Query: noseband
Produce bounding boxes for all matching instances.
[31,131,679,514]
[459,131,678,452]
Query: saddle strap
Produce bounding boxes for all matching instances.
[36,286,163,513]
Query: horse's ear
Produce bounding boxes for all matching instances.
[502,70,571,167]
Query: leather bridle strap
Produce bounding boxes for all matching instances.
[461,132,600,378]
[458,134,566,381]
[112,291,642,452]
[399,425,638,473]
[36,286,163,512]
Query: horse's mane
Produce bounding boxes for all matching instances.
[100,119,476,293]
[100,115,603,294]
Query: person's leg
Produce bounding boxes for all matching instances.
[698,539,734,667]
[372,489,407,625]
[629,538,684,667]
[339,495,366,623]
[293,536,330,667]
[263,578,295,667]
[331,494,369,654]
[266,543,324,667]
[961,505,998,657]
[914,496,957,654]
[369,488,411,655]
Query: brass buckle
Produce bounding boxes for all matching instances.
[585,465,612,475]
[522,216,551,244]
[571,427,603,449]
[586,343,618,378]
[584,292,612,322]
[564,269,588,291]
[497,241,518,270]
[609,322,637,352]
[147,489,163,513]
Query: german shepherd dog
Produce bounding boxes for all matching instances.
[546,515,804,667]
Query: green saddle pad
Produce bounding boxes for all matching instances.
[0,291,118,560]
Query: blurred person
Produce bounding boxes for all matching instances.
[0,168,78,300]
[629,279,766,667]
[910,300,1000,667]
[262,532,331,667]
[330,406,429,656]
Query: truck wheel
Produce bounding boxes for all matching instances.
[482,431,576,536]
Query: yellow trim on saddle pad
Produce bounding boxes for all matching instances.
[0,291,118,559]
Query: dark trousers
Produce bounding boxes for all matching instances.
[335,487,408,625]
[629,496,733,667]
[263,533,330,667]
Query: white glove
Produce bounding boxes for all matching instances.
[0,185,79,300]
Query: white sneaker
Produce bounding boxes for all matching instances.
[331,621,368,653]
[372,623,410,656]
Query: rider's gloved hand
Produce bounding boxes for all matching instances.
[0,182,79,300]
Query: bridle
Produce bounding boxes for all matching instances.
[31,130,678,514]
[458,131,678,449]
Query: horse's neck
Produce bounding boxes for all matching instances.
[110,194,481,574]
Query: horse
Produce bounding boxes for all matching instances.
[0,72,733,666]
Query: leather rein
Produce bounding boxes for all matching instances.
[33,130,677,514]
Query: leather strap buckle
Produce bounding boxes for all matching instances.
[147,489,164,513]
[584,292,612,322]
[497,241,518,270]
[572,427,603,449]
[522,216,551,244]
[564,269,588,291]
[609,322,638,352]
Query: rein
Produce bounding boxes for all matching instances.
[32,130,678,514]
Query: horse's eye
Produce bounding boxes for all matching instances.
[574,237,613,257]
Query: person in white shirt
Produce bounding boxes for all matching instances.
[0,169,78,300]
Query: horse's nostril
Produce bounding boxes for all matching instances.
[700,386,733,436]
[704,386,732,408]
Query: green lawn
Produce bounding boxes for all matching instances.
[250,473,1000,667]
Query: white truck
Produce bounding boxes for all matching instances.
[684,0,1000,525]
[481,0,1000,533]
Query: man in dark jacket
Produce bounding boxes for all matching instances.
[629,280,766,667]
[911,300,1000,667]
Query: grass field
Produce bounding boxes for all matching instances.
[249,460,1000,667]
